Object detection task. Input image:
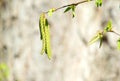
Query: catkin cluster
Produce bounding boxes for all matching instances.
[39,13,52,59]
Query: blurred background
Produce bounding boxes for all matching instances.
[0,0,120,81]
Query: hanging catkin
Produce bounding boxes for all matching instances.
[39,13,46,55]
[44,19,51,59]
[39,13,52,59]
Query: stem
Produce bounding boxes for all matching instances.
[44,0,94,13]
[110,31,120,37]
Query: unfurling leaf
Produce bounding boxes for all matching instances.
[95,0,102,7]
[104,20,112,33]
[39,13,52,59]
[89,35,100,45]
[64,6,71,13]
[71,5,76,18]
[117,38,120,50]
[89,31,103,46]
[48,8,55,17]
[64,5,76,18]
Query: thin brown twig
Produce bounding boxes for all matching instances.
[110,31,120,37]
[44,0,94,13]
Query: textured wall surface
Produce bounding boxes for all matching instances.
[0,0,120,81]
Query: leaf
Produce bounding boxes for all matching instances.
[0,63,9,80]
[48,8,55,17]
[104,20,112,33]
[64,5,76,17]
[95,0,102,7]
[64,6,71,13]
[89,34,100,45]
[89,31,103,45]
[99,35,103,48]
[117,38,120,50]
[71,5,76,18]
[44,19,52,59]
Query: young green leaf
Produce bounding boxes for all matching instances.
[95,0,102,7]
[89,34,100,45]
[71,5,76,17]
[64,5,76,17]
[89,31,103,45]
[48,8,55,17]
[117,38,120,50]
[64,6,71,13]
[104,20,112,33]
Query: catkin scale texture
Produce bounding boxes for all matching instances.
[39,13,46,55]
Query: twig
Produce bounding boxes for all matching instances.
[44,0,94,13]
[110,31,120,37]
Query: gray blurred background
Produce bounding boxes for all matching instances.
[0,0,120,81]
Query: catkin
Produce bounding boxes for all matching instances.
[39,13,52,59]
[39,13,46,55]
[45,19,52,59]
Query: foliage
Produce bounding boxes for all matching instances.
[95,0,102,7]
[89,20,120,49]
[104,20,112,33]
[64,5,76,17]
[48,8,55,17]
[89,31,103,48]
[0,63,9,81]
[39,0,120,59]
[117,38,120,50]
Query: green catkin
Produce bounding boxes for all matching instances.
[39,13,52,59]
[39,13,46,55]
[45,19,52,59]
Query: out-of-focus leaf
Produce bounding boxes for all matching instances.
[117,38,120,50]
[89,31,103,46]
[48,8,55,17]
[89,34,100,45]
[95,0,102,7]
[99,35,103,48]
[104,20,112,33]
[72,11,75,18]
[0,63,9,80]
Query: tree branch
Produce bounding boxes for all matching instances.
[44,0,94,13]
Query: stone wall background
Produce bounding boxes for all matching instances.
[0,0,120,81]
